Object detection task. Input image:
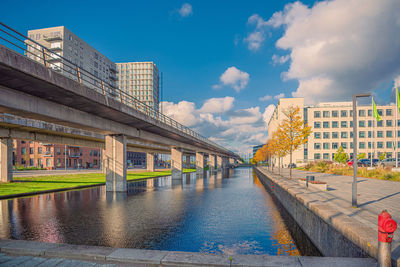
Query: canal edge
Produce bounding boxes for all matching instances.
[253,166,399,266]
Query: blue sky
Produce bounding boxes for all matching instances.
[3,0,400,156]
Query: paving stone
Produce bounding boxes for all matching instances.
[161,251,230,266]
[0,255,32,266]
[55,259,97,267]
[107,248,168,265]
[0,240,62,256]
[232,254,302,267]
[39,258,66,267]
[45,243,116,261]
[18,256,48,266]
[298,256,377,267]
[0,253,14,263]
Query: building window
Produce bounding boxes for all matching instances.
[350,110,353,117]
[314,143,321,149]
[377,131,383,138]
[386,120,393,127]
[387,142,393,149]
[368,142,373,149]
[94,159,98,165]
[332,132,338,138]
[359,110,366,117]
[323,122,330,128]
[341,121,347,128]
[314,132,321,139]
[377,142,384,148]
[46,158,51,167]
[332,110,338,117]
[323,132,330,139]
[29,147,34,154]
[332,121,338,128]
[350,142,354,149]
[377,120,383,127]
[341,132,348,138]
[314,122,321,128]
[387,131,393,138]
[332,143,339,149]
[341,142,347,149]
[21,147,26,155]
[57,148,61,155]
[359,121,365,127]
[359,142,365,149]
[368,131,373,138]
[359,131,365,138]
[386,109,393,116]
[323,153,330,160]
[350,121,353,128]
[368,120,372,127]
[29,159,34,166]
[323,143,330,149]
[341,110,347,117]
[368,109,372,116]
[377,109,383,116]
[314,153,321,160]
[323,111,330,118]
[38,158,42,166]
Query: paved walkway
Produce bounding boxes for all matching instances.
[259,167,400,264]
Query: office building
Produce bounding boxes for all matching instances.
[267,98,400,166]
[13,140,101,169]
[253,144,264,157]
[116,62,159,110]
[26,26,117,88]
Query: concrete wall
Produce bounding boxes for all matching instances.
[254,167,371,259]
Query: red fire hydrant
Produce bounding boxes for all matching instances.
[378,210,397,267]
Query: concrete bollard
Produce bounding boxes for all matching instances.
[378,210,397,267]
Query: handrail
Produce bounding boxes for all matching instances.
[0,22,238,157]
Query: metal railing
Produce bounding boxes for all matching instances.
[0,22,236,156]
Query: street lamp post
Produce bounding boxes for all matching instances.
[352,93,371,208]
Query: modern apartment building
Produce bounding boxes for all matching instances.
[13,140,102,169]
[116,62,160,110]
[252,144,264,157]
[267,98,400,166]
[26,26,117,89]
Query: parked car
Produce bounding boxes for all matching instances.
[379,158,400,167]
[347,160,353,166]
[358,159,379,167]
[288,163,297,168]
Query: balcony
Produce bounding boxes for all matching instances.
[43,151,53,157]
[47,55,62,63]
[48,46,62,52]
[43,35,62,42]
[109,66,117,73]
[68,153,81,158]
[109,73,117,81]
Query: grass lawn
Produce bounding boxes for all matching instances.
[0,168,196,197]
[296,161,400,182]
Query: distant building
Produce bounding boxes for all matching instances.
[252,144,264,157]
[267,97,400,166]
[127,152,146,168]
[13,140,101,169]
[26,26,117,89]
[116,62,160,111]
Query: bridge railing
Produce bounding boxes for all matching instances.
[0,22,237,156]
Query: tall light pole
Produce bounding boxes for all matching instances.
[352,93,371,208]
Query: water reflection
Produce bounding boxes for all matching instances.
[0,168,318,255]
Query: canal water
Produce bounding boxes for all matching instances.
[0,167,319,256]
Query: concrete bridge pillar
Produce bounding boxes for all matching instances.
[222,157,229,169]
[217,156,223,170]
[185,155,191,168]
[196,152,204,174]
[146,153,155,172]
[105,135,127,192]
[0,137,12,182]
[171,148,183,179]
[229,158,235,167]
[209,154,216,170]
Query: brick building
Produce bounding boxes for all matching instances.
[13,140,101,169]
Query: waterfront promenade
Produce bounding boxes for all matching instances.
[257,166,400,265]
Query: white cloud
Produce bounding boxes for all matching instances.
[272,54,290,65]
[274,93,285,99]
[250,0,400,104]
[199,96,235,113]
[394,75,400,89]
[259,94,272,101]
[178,3,193,17]
[213,66,250,92]
[159,97,271,154]
[244,31,265,51]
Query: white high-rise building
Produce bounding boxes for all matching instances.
[26,26,117,89]
[116,62,159,111]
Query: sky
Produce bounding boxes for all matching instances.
[3,0,400,157]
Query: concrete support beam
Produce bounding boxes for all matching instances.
[0,137,12,182]
[105,135,127,192]
[171,148,183,179]
[217,156,223,170]
[146,153,155,172]
[209,154,216,170]
[102,149,106,174]
[196,152,205,174]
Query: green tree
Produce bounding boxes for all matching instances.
[357,153,366,160]
[334,146,348,164]
[379,152,387,161]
